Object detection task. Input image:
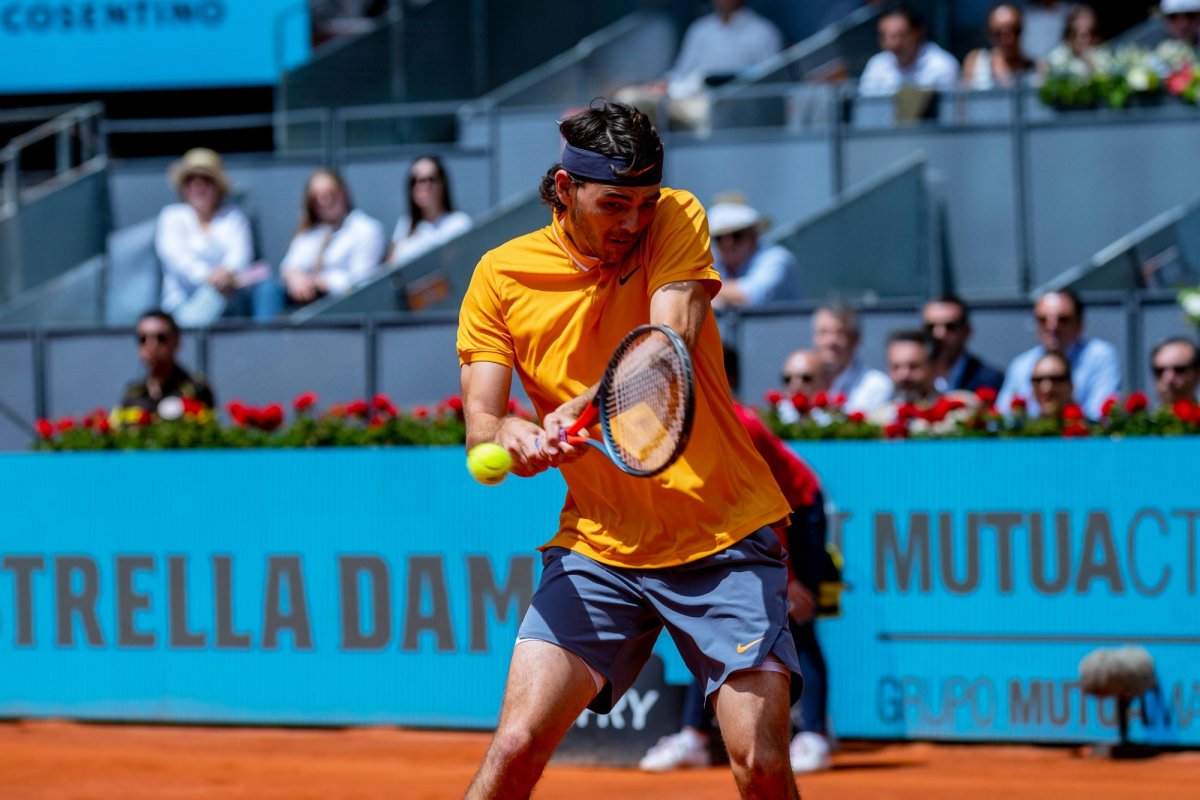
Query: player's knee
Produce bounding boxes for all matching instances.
[730,742,791,784]
[488,722,555,767]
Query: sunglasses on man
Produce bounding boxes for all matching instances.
[137,332,171,345]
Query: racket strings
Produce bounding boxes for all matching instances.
[604,332,689,472]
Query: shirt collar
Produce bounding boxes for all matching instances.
[551,213,601,272]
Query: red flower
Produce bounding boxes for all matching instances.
[1172,399,1197,423]
[369,416,385,428]
[35,418,54,438]
[831,393,847,409]
[1063,421,1090,438]
[292,391,318,413]
[1010,395,1027,413]
[1124,392,1149,415]
[896,402,921,422]
[812,391,829,409]
[507,398,520,414]
[1062,404,1084,421]
[373,393,398,417]
[227,400,248,426]
[884,421,908,439]
[241,407,261,428]
[975,386,997,406]
[443,395,464,418]
[790,392,810,414]
[1167,64,1195,96]
[137,409,152,426]
[181,398,206,417]
[328,403,348,419]
[347,399,370,417]
[1100,396,1118,418]
[847,411,866,424]
[413,405,430,419]
[96,416,111,434]
[260,404,284,432]
[764,390,783,405]
[56,417,76,433]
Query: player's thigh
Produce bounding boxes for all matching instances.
[712,669,793,758]
[494,639,602,739]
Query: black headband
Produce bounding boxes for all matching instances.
[560,143,663,187]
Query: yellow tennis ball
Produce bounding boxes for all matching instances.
[467,443,512,485]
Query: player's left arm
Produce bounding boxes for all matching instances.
[650,279,710,350]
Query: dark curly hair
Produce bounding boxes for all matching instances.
[538,100,663,214]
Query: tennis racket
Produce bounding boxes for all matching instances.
[561,323,695,477]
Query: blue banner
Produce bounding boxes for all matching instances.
[0,441,1196,745]
[0,1,310,93]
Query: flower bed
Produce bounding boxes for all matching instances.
[1040,41,1200,109]
[30,388,1200,452]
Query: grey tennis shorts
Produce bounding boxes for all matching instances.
[517,526,803,714]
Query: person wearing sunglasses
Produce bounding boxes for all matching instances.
[1162,0,1200,48]
[119,310,214,415]
[708,193,798,310]
[996,289,1120,418]
[1029,351,1076,418]
[775,349,831,424]
[962,3,1034,90]
[1150,337,1200,407]
[921,295,1003,393]
[387,155,472,266]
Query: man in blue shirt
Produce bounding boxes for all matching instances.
[997,289,1121,418]
[709,194,799,309]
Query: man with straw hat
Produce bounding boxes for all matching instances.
[707,192,799,309]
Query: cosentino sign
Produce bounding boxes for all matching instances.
[0,2,226,33]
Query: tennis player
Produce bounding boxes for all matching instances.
[457,100,803,799]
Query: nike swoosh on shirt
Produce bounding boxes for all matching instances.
[618,265,642,285]
[736,637,765,654]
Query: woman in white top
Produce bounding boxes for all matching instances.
[155,148,255,325]
[387,155,471,266]
[255,168,385,319]
[962,3,1034,90]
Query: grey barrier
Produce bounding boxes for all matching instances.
[2,293,1192,453]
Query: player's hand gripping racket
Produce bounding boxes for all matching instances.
[561,324,695,477]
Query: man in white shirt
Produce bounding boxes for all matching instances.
[813,305,892,413]
[858,7,960,96]
[616,0,783,129]
[996,290,1122,419]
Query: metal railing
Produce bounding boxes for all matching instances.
[0,103,107,218]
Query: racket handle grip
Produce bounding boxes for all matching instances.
[565,402,599,437]
[563,435,590,446]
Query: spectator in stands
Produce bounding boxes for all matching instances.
[962,4,1035,89]
[615,0,783,130]
[119,310,214,415]
[1040,4,1102,74]
[777,349,832,424]
[640,346,833,776]
[156,148,257,326]
[709,193,798,309]
[996,289,1120,419]
[1021,1,1072,60]
[922,294,1004,393]
[858,7,959,96]
[1150,337,1200,406]
[254,168,385,318]
[884,328,938,405]
[387,155,472,266]
[812,305,892,413]
[1162,0,1200,48]
[1029,350,1075,418]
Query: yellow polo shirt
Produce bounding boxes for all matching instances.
[458,187,790,568]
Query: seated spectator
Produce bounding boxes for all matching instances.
[858,7,959,96]
[1162,0,1200,48]
[615,0,783,130]
[254,168,385,318]
[962,4,1035,89]
[156,148,257,326]
[119,310,214,416]
[387,155,472,266]
[708,193,799,309]
[1150,337,1200,406]
[1040,4,1102,74]
[1029,350,1075,418]
[777,348,832,424]
[813,305,892,413]
[996,289,1120,419]
[922,294,1004,393]
[640,346,833,775]
[885,329,939,406]
[1021,1,1072,60]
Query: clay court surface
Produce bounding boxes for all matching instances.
[3,720,1198,800]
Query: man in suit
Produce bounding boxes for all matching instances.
[922,294,1004,394]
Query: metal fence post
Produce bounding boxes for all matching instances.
[1011,83,1035,295]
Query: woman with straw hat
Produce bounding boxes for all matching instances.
[155,148,256,325]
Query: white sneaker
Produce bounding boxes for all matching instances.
[789,731,832,773]
[638,729,711,772]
